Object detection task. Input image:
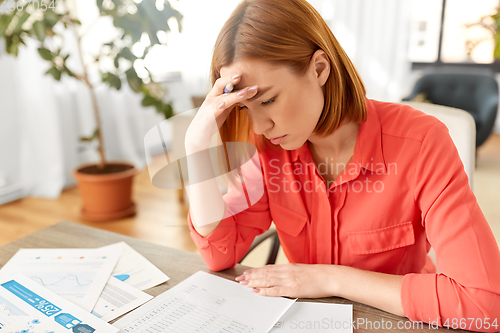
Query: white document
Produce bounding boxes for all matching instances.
[113,271,296,333]
[0,248,122,312]
[100,242,169,290]
[0,273,118,333]
[269,302,353,332]
[91,276,153,322]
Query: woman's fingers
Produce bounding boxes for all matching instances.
[207,74,241,97]
[241,277,282,288]
[213,85,258,119]
[254,287,285,297]
[236,265,285,282]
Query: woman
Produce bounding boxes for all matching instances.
[184,0,500,330]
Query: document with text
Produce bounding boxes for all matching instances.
[0,248,122,312]
[113,271,296,333]
[91,276,153,322]
[100,242,170,290]
[0,273,118,333]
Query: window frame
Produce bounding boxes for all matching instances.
[411,0,500,71]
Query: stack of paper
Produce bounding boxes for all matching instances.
[113,271,296,333]
[0,242,354,333]
[0,242,170,332]
[113,271,353,333]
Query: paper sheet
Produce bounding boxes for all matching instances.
[0,248,122,312]
[91,276,153,322]
[100,242,169,290]
[0,273,118,333]
[113,271,296,333]
[269,302,353,332]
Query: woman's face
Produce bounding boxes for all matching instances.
[219,50,330,150]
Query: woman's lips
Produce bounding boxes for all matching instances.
[269,135,287,145]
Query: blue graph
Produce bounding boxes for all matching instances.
[114,274,130,282]
[31,274,93,288]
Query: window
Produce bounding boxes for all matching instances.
[408,0,499,66]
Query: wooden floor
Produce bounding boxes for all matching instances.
[1,134,499,261]
[0,167,198,253]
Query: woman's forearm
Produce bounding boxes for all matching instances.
[329,265,405,317]
[185,148,225,236]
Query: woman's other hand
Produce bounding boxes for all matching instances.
[235,263,337,298]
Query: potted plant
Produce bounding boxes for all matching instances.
[0,0,182,221]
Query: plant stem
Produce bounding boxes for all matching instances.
[72,19,106,169]
[78,36,107,169]
[63,0,106,169]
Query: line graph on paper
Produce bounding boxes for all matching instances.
[28,272,96,293]
[182,285,227,305]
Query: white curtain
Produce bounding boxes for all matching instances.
[0,0,412,200]
[170,0,413,102]
[309,0,413,102]
[0,37,164,199]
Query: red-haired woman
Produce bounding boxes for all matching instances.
[184,0,500,330]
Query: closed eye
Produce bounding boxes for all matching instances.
[239,96,276,110]
[261,97,275,106]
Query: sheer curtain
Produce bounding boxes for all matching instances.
[169,0,413,103]
[0,29,163,199]
[310,0,413,102]
[0,0,412,201]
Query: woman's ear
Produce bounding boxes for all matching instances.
[311,49,330,87]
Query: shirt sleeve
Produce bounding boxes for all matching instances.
[402,121,500,331]
[187,152,272,271]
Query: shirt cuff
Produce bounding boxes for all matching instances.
[187,211,237,255]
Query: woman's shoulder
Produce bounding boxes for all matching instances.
[368,98,445,143]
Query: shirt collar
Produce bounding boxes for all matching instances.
[356,98,387,173]
[290,98,387,174]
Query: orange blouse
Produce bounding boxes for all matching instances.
[188,98,500,330]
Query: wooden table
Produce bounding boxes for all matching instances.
[0,221,472,332]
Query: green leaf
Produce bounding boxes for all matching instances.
[80,129,99,142]
[118,47,135,61]
[159,103,173,119]
[13,12,30,33]
[126,67,141,92]
[46,67,62,81]
[6,34,22,56]
[174,12,183,33]
[63,64,76,78]
[141,95,157,107]
[38,47,53,60]
[494,33,500,59]
[0,14,15,37]
[96,0,104,11]
[9,39,18,56]
[43,12,60,28]
[113,15,143,44]
[101,72,122,90]
[32,20,46,41]
[114,56,120,68]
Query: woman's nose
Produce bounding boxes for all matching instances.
[251,115,274,136]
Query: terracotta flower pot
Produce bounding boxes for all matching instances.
[73,162,137,221]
